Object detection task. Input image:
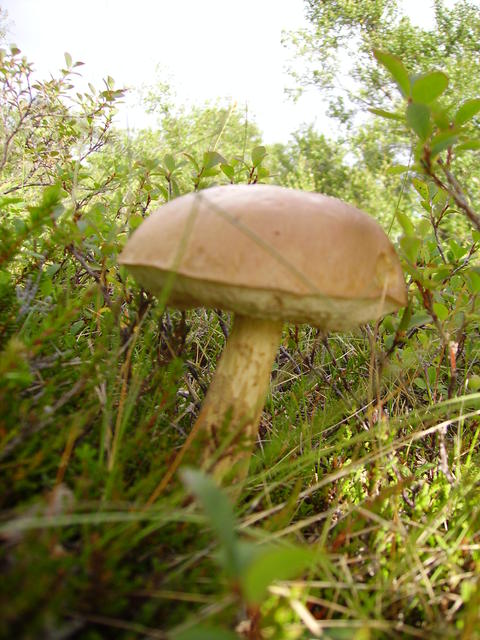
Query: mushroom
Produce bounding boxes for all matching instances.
[119,184,406,484]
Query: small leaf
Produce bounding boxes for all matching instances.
[400,235,422,263]
[414,377,427,390]
[411,71,449,104]
[429,131,458,157]
[220,164,234,179]
[456,140,480,152]
[129,214,144,230]
[163,154,176,173]
[203,151,227,170]
[373,50,410,97]
[468,375,480,391]
[412,178,430,201]
[368,107,404,121]
[431,107,451,130]
[256,167,270,180]
[45,263,61,277]
[70,320,84,335]
[242,546,314,604]
[419,199,431,213]
[176,627,239,640]
[201,167,221,178]
[416,219,431,238]
[406,103,432,140]
[181,469,239,577]
[387,164,410,175]
[183,152,199,172]
[455,99,480,126]
[397,212,415,236]
[64,52,72,68]
[467,270,480,294]
[409,311,431,329]
[449,239,467,260]
[251,145,267,167]
[171,177,180,197]
[433,302,449,321]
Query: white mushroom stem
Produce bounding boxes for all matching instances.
[195,314,283,483]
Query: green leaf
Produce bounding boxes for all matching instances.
[129,214,144,231]
[433,302,449,321]
[409,311,431,329]
[467,270,480,294]
[242,546,314,604]
[201,167,221,178]
[431,107,451,130]
[406,103,431,140]
[455,99,480,126]
[183,152,199,172]
[400,235,422,263]
[70,320,84,335]
[45,263,61,277]
[432,188,449,208]
[456,140,480,152]
[429,131,457,157]
[251,145,267,167]
[64,52,72,68]
[397,212,415,236]
[414,377,427,390]
[419,199,431,213]
[171,177,180,198]
[397,304,412,334]
[203,151,226,170]
[220,163,234,179]
[412,178,429,201]
[368,107,404,121]
[386,164,410,175]
[373,50,410,97]
[411,72,448,104]
[163,154,176,173]
[181,469,239,577]
[449,239,467,260]
[176,627,239,640]
[468,375,480,392]
[416,219,431,238]
[256,166,270,180]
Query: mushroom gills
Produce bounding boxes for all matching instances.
[126,265,402,331]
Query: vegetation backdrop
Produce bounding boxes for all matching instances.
[2,1,480,638]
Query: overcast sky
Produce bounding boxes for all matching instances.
[2,0,447,143]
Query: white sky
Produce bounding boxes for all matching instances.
[2,0,447,143]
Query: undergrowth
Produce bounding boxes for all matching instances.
[1,40,480,640]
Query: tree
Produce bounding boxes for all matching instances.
[287,0,480,123]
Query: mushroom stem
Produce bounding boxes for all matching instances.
[194,314,283,484]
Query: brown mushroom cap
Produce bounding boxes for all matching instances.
[119,184,407,330]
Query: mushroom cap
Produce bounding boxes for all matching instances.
[119,184,407,330]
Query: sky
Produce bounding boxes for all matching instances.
[2,0,448,144]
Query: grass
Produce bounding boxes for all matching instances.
[2,281,480,638]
